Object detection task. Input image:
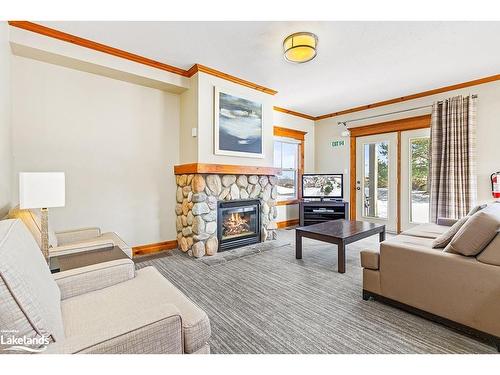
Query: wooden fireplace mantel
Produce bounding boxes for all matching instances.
[174,163,280,176]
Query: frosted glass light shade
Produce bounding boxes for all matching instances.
[283,32,318,63]
[19,172,66,209]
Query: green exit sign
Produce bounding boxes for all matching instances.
[331,140,345,147]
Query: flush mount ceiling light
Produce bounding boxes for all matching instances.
[283,32,318,63]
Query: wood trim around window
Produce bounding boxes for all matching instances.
[348,115,431,138]
[274,126,307,205]
[349,115,431,223]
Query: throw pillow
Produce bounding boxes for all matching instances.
[444,211,500,256]
[432,216,469,248]
[476,231,500,266]
[467,203,487,216]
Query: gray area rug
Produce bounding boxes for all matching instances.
[135,229,495,354]
[198,240,291,265]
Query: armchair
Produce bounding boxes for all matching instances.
[8,205,132,258]
[0,219,211,354]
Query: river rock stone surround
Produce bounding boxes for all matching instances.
[175,173,278,258]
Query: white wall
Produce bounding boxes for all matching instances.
[273,110,315,223]
[179,74,198,164]
[0,22,12,217]
[12,56,180,246]
[197,72,275,167]
[315,80,500,205]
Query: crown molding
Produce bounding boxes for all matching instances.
[315,73,500,121]
[8,21,188,77]
[8,21,278,96]
[273,106,315,120]
[10,21,499,121]
[188,64,277,95]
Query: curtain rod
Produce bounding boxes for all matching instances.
[338,94,478,127]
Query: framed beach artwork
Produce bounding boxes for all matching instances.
[214,87,264,158]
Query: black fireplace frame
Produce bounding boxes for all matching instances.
[217,199,261,252]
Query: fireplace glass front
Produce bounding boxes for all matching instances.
[217,199,261,251]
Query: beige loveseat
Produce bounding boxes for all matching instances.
[0,219,211,354]
[8,206,133,258]
[361,203,500,351]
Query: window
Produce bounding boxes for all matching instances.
[274,139,299,201]
[273,126,306,205]
[409,137,430,223]
[362,141,389,219]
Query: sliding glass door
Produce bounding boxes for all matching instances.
[356,133,398,232]
[355,129,430,233]
[400,128,431,231]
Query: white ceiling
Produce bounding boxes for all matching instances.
[39,21,500,117]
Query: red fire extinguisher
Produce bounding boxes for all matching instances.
[491,172,500,199]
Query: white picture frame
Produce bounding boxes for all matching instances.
[214,86,264,158]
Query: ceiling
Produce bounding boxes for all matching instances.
[39,21,500,117]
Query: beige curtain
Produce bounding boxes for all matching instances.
[430,95,477,222]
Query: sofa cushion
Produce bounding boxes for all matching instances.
[402,223,450,239]
[61,266,210,354]
[383,234,435,249]
[476,232,500,266]
[0,219,65,343]
[8,206,58,249]
[444,211,500,256]
[432,216,469,248]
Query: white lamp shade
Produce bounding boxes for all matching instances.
[19,172,66,209]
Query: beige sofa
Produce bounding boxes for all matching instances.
[8,206,133,258]
[361,204,500,351]
[0,219,211,354]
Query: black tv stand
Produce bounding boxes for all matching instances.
[299,200,349,227]
[302,197,344,202]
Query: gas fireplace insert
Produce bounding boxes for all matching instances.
[217,199,261,251]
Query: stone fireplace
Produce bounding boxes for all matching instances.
[175,172,278,258]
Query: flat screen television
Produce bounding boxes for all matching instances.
[302,174,343,199]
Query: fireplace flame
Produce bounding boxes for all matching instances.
[223,212,251,237]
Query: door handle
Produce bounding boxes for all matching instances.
[356,187,361,191]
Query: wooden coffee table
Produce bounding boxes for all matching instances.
[295,220,385,273]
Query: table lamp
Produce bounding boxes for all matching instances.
[19,172,65,263]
